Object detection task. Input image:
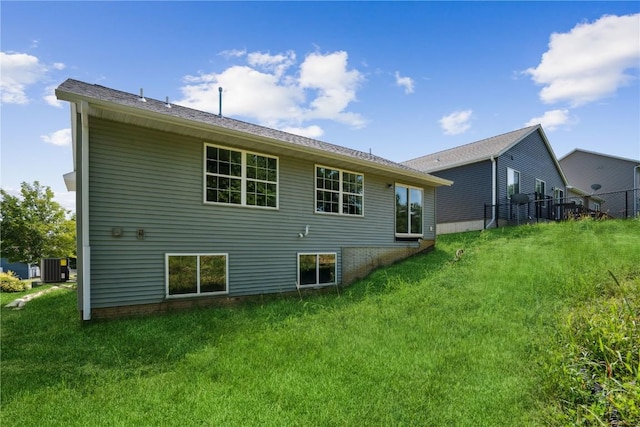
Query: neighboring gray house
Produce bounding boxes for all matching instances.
[55,79,451,320]
[565,185,605,214]
[404,125,568,234]
[559,149,640,219]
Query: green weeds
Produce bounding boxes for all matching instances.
[543,270,639,426]
[1,219,639,426]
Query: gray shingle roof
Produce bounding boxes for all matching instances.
[403,125,540,172]
[559,148,640,165]
[56,79,450,186]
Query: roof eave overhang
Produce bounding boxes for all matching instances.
[566,186,605,203]
[56,89,452,188]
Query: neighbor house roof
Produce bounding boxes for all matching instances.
[55,79,452,188]
[559,148,640,165]
[558,148,639,195]
[403,124,567,185]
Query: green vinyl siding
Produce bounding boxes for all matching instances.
[87,117,437,309]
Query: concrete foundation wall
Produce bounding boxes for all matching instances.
[341,240,435,284]
[436,220,485,235]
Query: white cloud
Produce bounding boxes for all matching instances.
[394,71,415,94]
[177,49,366,136]
[525,14,640,106]
[219,48,247,59]
[41,128,72,146]
[525,109,572,131]
[247,50,296,78]
[299,51,365,126]
[43,84,63,107]
[439,110,473,135]
[280,125,324,139]
[1,51,66,105]
[0,51,47,104]
[54,191,76,213]
[179,65,305,126]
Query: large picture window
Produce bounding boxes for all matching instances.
[298,253,337,288]
[316,166,363,216]
[205,144,278,208]
[166,253,228,297]
[395,184,423,237]
[507,168,520,198]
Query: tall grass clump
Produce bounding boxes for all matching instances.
[543,269,639,426]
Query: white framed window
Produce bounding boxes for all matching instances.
[553,187,564,202]
[165,253,228,298]
[535,179,546,197]
[204,143,278,209]
[315,166,364,216]
[297,253,336,288]
[593,202,600,212]
[395,183,423,237]
[507,168,520,198]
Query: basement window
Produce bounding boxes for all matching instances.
[166,253,228,297]
[297,253,336,288]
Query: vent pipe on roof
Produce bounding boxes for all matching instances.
[165,96,171,108]
[139,88,146,102]
[218,87,223,118]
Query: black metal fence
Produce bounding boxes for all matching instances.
[484,189,639,229]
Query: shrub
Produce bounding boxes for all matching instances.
[0,270,28,292]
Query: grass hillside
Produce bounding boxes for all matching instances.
[1,219,638,426]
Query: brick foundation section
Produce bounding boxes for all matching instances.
[341,240,435,284]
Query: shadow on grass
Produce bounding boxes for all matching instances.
[0,244,457,404]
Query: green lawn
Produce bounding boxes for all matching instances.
[1,220,638,426]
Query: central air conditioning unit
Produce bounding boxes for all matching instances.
[41,258,70,283]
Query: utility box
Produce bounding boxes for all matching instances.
[41,258,70,283]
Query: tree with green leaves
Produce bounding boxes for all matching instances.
[1,181,76,265]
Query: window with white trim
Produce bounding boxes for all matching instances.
[315,166,363,216]
[297,253,336,287]
[205,144,278,208]
[166,253,228,297]
[395,184,423,237]
[507,168,520,198]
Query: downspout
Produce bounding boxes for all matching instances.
[486,156,497,228]
[80,101,91,320]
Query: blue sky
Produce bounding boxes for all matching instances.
[2,1,639,212]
